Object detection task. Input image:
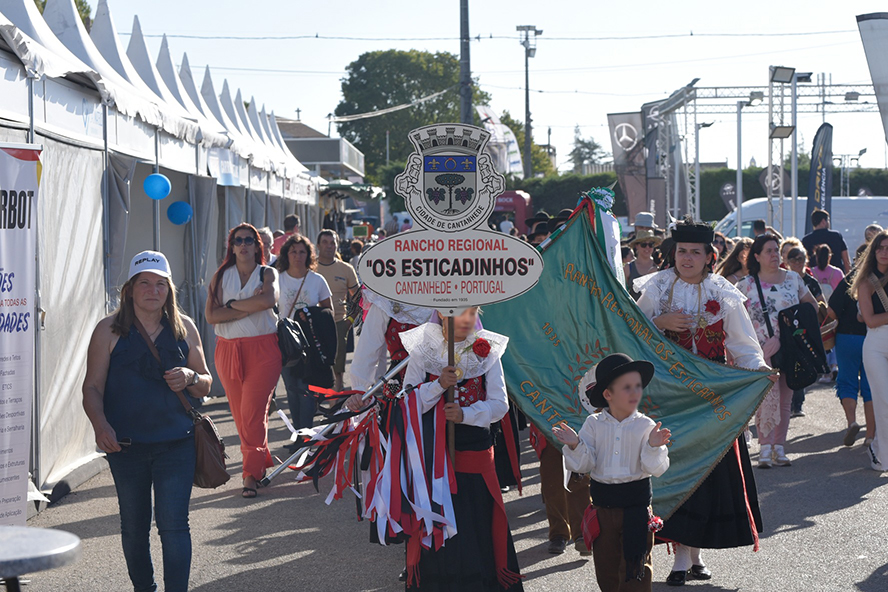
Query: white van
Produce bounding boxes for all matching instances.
[714,196,888,245]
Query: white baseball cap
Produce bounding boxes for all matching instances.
[128,250,172,282]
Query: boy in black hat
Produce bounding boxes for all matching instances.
[553,353,671,592]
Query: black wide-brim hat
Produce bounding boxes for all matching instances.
[524,211,551,228]
[585,353,655,408]
[671,222,714,244]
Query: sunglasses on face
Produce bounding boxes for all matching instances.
[637,242,654,248]
[233,236,256,246]
[714,239,725,246]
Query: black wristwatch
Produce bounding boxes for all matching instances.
[190,372,200,386]
[225,299,236,309]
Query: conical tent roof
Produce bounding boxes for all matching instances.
[42,0,162,126]
[0,0,102,88]
[247,98,268,143]
[155,35,227,146]
[125,16,191,120]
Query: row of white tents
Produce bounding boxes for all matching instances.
[0,0,323,503]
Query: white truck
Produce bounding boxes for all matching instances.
[714,196,888,246]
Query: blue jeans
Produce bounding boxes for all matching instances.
[106,436,195,592]
[281,365,316,430]
[835,333,872,402]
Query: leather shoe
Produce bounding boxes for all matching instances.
[666,570,687,586]
[547,537,567,554]
[690,564,712,580]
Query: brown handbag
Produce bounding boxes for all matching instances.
[133,317,231,489]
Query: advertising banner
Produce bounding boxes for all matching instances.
[0,145,41,526]
[858,14,888,150]
[607,112,647,222]
[483,200,774,519]
[805,123,834,235]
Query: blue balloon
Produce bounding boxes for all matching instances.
[144,173,171,200]
[167,201,193,225]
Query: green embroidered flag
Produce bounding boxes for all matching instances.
[484,199,773,519]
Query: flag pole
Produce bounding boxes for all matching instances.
[447,316,456,461]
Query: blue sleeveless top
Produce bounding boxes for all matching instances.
[104,319,199,444]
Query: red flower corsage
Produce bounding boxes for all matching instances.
[704,299,720,315]
[648,510,664,533]
[472,337,492,358]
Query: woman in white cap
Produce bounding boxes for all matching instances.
[83,250,212,592]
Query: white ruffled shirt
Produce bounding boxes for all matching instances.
[401,323,510,429]
[348,290,434,392]
[633,269,766,370]
[562,410,670,484]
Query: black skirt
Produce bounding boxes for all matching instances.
[658,437,763,549]
[408,424,523,592]
[493,407,521,488]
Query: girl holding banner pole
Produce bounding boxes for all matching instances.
[634,218,774,587]
[391,307,524,591]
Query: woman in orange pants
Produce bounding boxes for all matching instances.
[206,223,282,498]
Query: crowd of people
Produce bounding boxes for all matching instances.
[80,204,888,592]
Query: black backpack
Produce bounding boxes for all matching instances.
[754,274,829,390]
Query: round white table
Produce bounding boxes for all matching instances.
[0,526,81,592]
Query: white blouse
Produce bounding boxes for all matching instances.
[214,265,278,339]
[402,327,509,429]
[634,270,766,370]
[562,410,670,484]
[348,293,434,392]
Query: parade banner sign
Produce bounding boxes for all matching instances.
[358,228,541,312]
[483,200,774,519]
[0,145,41,526]
[805,123,834,235]
[362,123,543,315]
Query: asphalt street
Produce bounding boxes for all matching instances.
[24,378,888,592]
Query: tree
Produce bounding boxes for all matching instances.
[335,50,491,183]
[497,110,556,178]
[34,0,92,29]
[568,125,608,173]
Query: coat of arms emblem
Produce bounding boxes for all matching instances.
[395,123,504,232]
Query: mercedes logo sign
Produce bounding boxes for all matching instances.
[614,122,639,151]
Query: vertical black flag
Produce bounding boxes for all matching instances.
[805,123,833,235]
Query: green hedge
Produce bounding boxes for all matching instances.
[509,167,888,223]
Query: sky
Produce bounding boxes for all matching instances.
[104,0,888,175]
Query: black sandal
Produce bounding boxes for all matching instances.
[242,487,258,499]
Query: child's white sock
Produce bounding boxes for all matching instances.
[689,546,704,566]
[672,544,692,572]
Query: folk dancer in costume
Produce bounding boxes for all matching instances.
[633,218,775,587]
[553,353,671,592]
[346,288,432,546]
[392,307,524,591]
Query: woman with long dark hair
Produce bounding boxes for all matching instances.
[850,231,888,470]
[717,237,753,285]
[810,244,844,302]
[274,234,332,432]
[635,219,771,586]
[206,223,280,498]
[736,234,819,468]
[83,251,212,592]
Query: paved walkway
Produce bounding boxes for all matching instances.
[24,381,888,591]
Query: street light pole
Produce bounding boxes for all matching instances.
[524,46,531,178]
[791,74,798,237]
[736,101,744,238]
[694,121,713,221]
[517,25,541,179]
[459,0,472,125]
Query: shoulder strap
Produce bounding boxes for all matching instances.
[287,274,307,320]
[132,316,199,420]
[870,273,888,312]
[754,274,775,338]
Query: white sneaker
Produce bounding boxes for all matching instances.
[868,444,884,472]
[758,444,772,469]
[773,445,791,466]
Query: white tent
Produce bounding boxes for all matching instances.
[0,0,319,503]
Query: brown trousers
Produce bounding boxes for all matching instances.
[592,506,655,592]
[539,444,591,541]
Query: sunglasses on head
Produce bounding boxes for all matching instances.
[233,236,256,246]
[637,242,655,248]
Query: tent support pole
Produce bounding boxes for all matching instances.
[153,130,160,250]
[27,76,35,143]
[101,104,111,311]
